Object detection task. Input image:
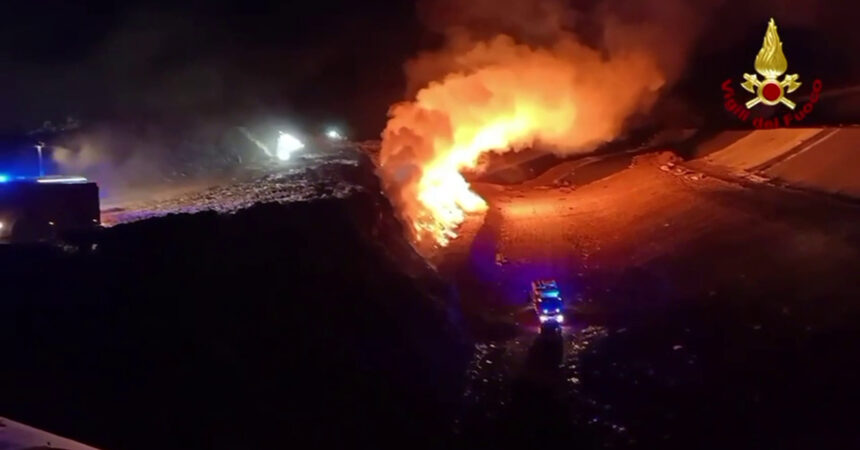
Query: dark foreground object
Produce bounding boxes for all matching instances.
[0,189,468,449]
[0,179,100,243]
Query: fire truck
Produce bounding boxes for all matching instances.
[530,279,565,333]
[0,175,100,243]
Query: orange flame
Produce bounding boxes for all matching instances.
[379,34,664,246]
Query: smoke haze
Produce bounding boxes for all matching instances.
[379,0,700,243]
[377,0,860,244]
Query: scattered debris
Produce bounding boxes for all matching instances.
[658,159,707,181]
[633,150,681,168]
[732,170,772,183]
[103,153,366,225]
[495,252,507,265]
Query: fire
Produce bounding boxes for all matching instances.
[379,34,664,246]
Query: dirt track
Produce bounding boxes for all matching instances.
[439,152,860,319]
[437,153,860,448]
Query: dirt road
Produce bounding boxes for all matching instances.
[438,153,860,448]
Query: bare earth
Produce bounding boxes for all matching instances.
[94,145,860,448]
[436,153,860,448]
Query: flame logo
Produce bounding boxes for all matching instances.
[741,18,801,109]
[754,19,788,79]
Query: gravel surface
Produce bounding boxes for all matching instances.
[437,152,860,448]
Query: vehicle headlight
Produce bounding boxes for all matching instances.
[539,315,549,323]
[325,128,345,140]
[557,315,564,323]
[276,132,305,161]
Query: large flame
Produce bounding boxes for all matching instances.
[379,34,664,246]
[754,18,788,79]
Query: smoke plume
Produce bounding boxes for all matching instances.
[378,0,719,245]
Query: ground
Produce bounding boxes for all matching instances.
[6,142,859,449]
[0,148,469,450]
[435,152,860,448]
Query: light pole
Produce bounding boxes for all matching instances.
[35,142,45,177]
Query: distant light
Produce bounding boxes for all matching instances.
[325,128,344,140]
[0,222,4,230]
[0,174,9,183]
[37,176,88,184]
[276,132,305,161]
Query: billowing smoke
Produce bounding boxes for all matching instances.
[378,0,715,246]
[3,3,411,204]
[48,120,267,203]
[5,0,849,215]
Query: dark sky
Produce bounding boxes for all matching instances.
[0,1,857,140]
[0,0,428,138]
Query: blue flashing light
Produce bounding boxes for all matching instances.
[543,290,560,298]
[0,174,9,183]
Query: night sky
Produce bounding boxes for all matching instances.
[0,0,428,138]
[0,1,857,140]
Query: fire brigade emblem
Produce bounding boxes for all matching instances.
[741,18,801,109]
